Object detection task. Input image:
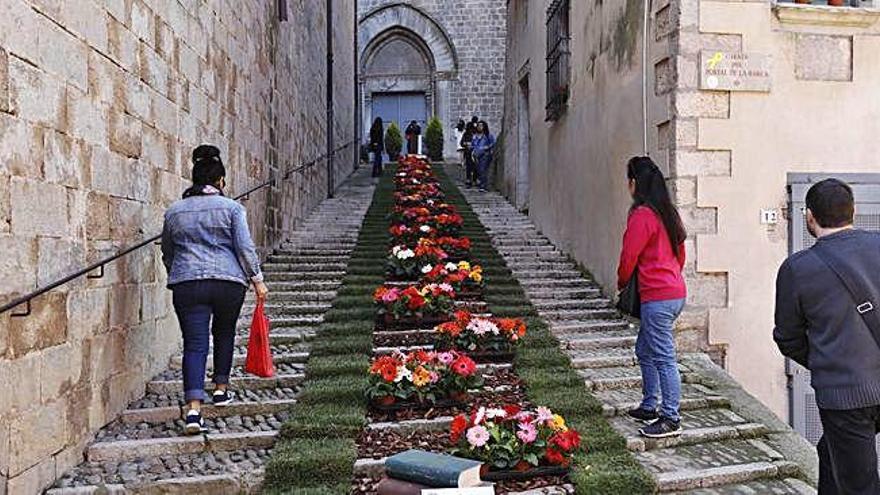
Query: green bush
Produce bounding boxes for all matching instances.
[385,122,403,160]
[425,116,444,161]
[264,438,357,487]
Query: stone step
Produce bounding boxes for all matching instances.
[492,238,552,247]
[146,372,305,395]
[512,269,586,280]
[551,320,634,334]
[262,262,348,273]
[680,477,815,494]
[540,308,621,321]
[504,253,568,263]
[169,351,309,370]
[520,278,596,290]
[265,255,349,264]
[241,302,332,316]
[264,280,342,291]
[533,298,613,311]
[120,399,297,425]
[49,451,269,492]
[263,271,347,282]
[245,290,337,303]
[238,315,323,330]
[560,334,637,351]
[570,348,637,369]
[609,407,765,452]
[634,438,797,491]
[526,287,602,300]
[598,383,730,417]
[87,431,277,462]
[235,330,316,347]
[131,386,300,411]
[273,248,352,257]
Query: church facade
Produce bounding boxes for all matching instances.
[357,1,508,158]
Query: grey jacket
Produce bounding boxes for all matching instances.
[774,229,880,410]
[161,194,263,288]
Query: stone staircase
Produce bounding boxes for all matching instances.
[459,183,818,494]
[48,168,375,494]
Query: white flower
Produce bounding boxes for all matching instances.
[392,245,402,256]
[427,200,435,205]
[439,283,454,293]
[485,408,508,419]
[421,265,434,274]
[395,366,412,383]
[445,262,458,271]
[397,249,415,260]
[420,225,431,233]
[474,406,487,425]
[467,318,499,336]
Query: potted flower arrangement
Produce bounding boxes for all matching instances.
[422,261,483,299]
[449,405,582,479]
[433,213,464,236]
[366,350,482,410]
[387,240,450,281]
[434,311,526,362]
[390,223,437,244]
[434,236,471,260]
[374,283,457,330]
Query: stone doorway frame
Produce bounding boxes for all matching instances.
[358,3,459,159]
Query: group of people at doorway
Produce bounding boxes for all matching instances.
[454,117,495,192]
[366,115,497,193]
[162,141,878,492]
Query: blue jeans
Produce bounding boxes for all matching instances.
[636,298,686,421]
[476,156,491,190]
[172,280,246,402]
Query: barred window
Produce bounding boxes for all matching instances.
[545,0,570,122]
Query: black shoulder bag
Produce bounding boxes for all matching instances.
[812,243,880,350]
[616,272,641,319]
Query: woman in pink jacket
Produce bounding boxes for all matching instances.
[617,156,688,438]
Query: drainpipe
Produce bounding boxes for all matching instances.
[642,0,651,156]
[354,0,360,171]
[326,0,335,198]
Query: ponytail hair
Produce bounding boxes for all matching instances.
[627,156,687,255]
[183,144,226,198]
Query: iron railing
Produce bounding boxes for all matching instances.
[0,140,358,317]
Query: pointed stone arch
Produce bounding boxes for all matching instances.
[359,3,460,158]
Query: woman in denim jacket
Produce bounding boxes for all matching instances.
[161,145,269,435]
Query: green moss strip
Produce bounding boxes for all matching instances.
[435,166,656,494]
[264,174,392,492]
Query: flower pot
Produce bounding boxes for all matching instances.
[827,0,845,5]
[448,391,470,403]
[379,313,452,331]
[514,461,532,473]
[376,396,396,407]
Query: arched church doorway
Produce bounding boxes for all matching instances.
[359,4,459,159]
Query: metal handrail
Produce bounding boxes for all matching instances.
[0,139,359,317]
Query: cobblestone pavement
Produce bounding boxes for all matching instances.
[458,174,818,494]
[47,168,375,494]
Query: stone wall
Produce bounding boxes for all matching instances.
[497,0,671,305]
[0,0,355,492]
[669,0,880,418]
[357,0,507,145]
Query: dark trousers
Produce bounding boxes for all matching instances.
[372,151,382,177]
[818,405,880,494]
[172,280,246,402]
[464,150,477,185]
[476,156,491,190]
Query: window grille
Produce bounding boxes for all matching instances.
[545,0,570,121]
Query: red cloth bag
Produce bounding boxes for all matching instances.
[245,300,274,378]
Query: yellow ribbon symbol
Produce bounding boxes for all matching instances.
[708,52,723,70]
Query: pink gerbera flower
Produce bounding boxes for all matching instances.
[536,406,554,423]
[517,422,538,444]
[438,352,455,365]
[466,426,490,448]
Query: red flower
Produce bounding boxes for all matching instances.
[545,448,569,466]
[454,310,472,324]
[406,293,426,310]
[451,355,477,376]
[450,414,469,443]
[370,355,401,383]
[550,430,582,452]
[503,404,522,419]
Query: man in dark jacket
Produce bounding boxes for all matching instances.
[462,116,479,187]
[774,178,880,494]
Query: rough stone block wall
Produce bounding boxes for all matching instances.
[358,0,507,132]
[0,1,354,492]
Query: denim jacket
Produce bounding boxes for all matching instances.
[472,133,496,162]
[161,195,263,288]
